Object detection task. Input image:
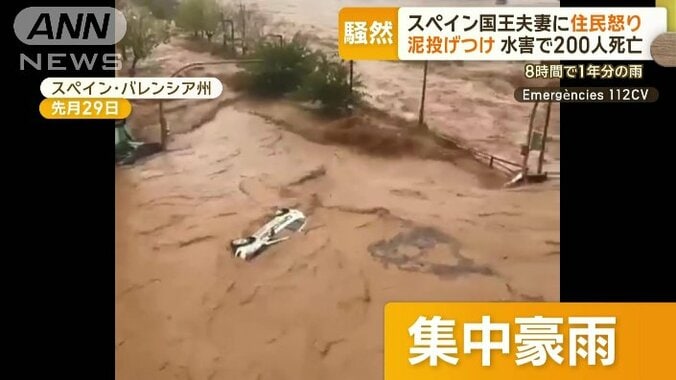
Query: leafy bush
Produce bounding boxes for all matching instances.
[238,35,364,114]
[242,36,317,97]
[295,52,364,115]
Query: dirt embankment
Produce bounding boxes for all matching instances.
[126,40,518,185]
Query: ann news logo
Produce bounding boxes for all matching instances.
[13,7,127,71]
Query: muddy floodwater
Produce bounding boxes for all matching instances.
[116,104,559,380]
[116,2,560,379]
[255,0,561,170]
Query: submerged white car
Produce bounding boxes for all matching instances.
[231,208,307,260]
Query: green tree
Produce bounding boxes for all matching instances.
[131,0,180,20]
[175,0,201,36]
[202,0,221,42]
[176,0,221,40]
[120,5,169,76]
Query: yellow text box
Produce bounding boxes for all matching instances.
[40,98,131,119]
[657,0,676,32]
[385,302,676,380]
[338,7,399,60]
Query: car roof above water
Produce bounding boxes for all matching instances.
[252,209,306,239]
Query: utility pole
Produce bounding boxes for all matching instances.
[537,101,553,174]
[221,12,235,49]
[521,101,540,183]
[418,61,429,128]
[159,102,167,150]
[240,2,247,55]
[349,60,354,93]
[220,12,226,47]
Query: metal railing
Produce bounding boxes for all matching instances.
[155,53,550,181]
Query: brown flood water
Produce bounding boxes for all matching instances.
[253,0,561,171]
[116,4,561,377]
[116,101,559,380]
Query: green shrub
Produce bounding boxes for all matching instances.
[243,37,316,96]
[240,35,365,114]
[295,52,364,115]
